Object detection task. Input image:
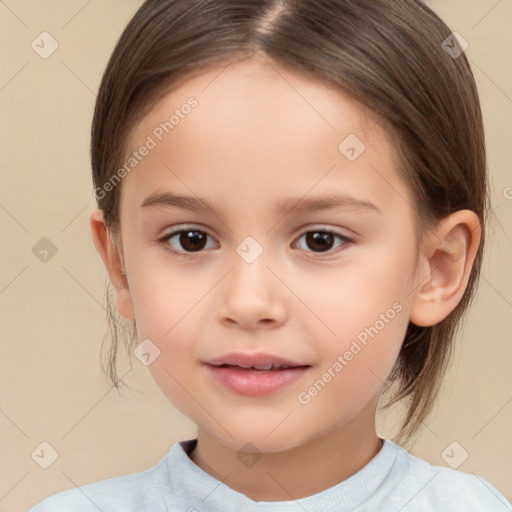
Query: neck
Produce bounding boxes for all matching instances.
[188,398,383,502]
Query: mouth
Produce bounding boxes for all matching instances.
[205,352,310,370]
[204,361,312,396]
[209,363,310,371]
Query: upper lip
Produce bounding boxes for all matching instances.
[205,352,310,369]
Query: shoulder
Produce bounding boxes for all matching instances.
[27,453,168,512]
[382,441,512,511]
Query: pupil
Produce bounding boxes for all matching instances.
[180,231,206,252]
[306,231,333,252]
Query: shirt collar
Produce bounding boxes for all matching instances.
[161,437,398,511]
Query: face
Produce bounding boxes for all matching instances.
[116,56,422,453]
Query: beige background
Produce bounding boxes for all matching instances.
[1,1,511,510]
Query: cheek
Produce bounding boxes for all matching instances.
[291,260,412,343]
[297,310,407,428]
[324,303,407,387]
[147,365,204,426]
[125,259,207,395]
[143,318,204,421]
[292,231,416,326]
[127,257,209,339]
[347,305,408,381]
[291,251,413,398]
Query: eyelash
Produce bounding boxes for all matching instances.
[157,225,353,259]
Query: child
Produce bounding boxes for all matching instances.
[29,0,511,510]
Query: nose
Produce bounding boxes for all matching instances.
[216,255,288,330]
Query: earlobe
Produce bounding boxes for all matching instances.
[89,209,135,321]
[409,210,481,327]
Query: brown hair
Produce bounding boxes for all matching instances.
[90,0,489,445]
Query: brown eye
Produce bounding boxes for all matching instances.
[177,230,208,252]
[161,228,216,254]
[305,231,335,252]
[295,229,350,254]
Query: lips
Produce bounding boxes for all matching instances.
[206,352,310,371]
[204,352,312,395]
[205,361,311,396]
[214,363,295,371]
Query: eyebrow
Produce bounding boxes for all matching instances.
[140,192,380,216]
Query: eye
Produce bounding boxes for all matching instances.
[159,227,217,255]
[294,228,351,255]
[158,226,352,257]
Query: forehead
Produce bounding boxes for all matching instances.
[121,56,409,215]
[128,56,377,151]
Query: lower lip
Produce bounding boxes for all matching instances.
[205,364,310,396]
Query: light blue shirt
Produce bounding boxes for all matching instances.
[28,438,511,511]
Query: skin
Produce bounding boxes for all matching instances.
[90,55,481,502]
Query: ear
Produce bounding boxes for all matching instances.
[90,208,135,321]
[409,209,481,327]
